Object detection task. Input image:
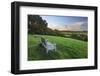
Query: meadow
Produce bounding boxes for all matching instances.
[60,31,88,41]
[28,34,88,61]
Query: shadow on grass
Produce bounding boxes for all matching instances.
[28,43,62,61]
[28,43,87,61]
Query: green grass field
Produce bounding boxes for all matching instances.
[28,34,88,61]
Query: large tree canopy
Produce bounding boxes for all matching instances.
[28,15,48,34]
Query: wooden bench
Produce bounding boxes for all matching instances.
[40,37,56,53]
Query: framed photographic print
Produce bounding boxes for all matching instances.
[11,1,98,74]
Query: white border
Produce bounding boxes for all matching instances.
[20,6,95,70]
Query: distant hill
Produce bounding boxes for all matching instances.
[59,30,87,32]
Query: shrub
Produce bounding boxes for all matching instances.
[70,34,88,41]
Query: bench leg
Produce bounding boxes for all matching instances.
[46,49,49,53]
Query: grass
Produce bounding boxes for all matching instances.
[28,34,88,61]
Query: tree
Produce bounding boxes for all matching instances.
[28,15,48,34]
[28,15,65,37]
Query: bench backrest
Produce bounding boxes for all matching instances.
[41,37,46,45]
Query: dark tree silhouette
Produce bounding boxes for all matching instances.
[28,15,48,34]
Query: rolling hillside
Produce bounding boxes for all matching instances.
[28,35,87,61]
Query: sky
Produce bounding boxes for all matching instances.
[41,15,88,31]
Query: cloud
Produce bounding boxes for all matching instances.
[48,24,67,30]
[47,22,88,31]
[65,22,87,31]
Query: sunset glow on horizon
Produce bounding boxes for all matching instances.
[41,15,88,31]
